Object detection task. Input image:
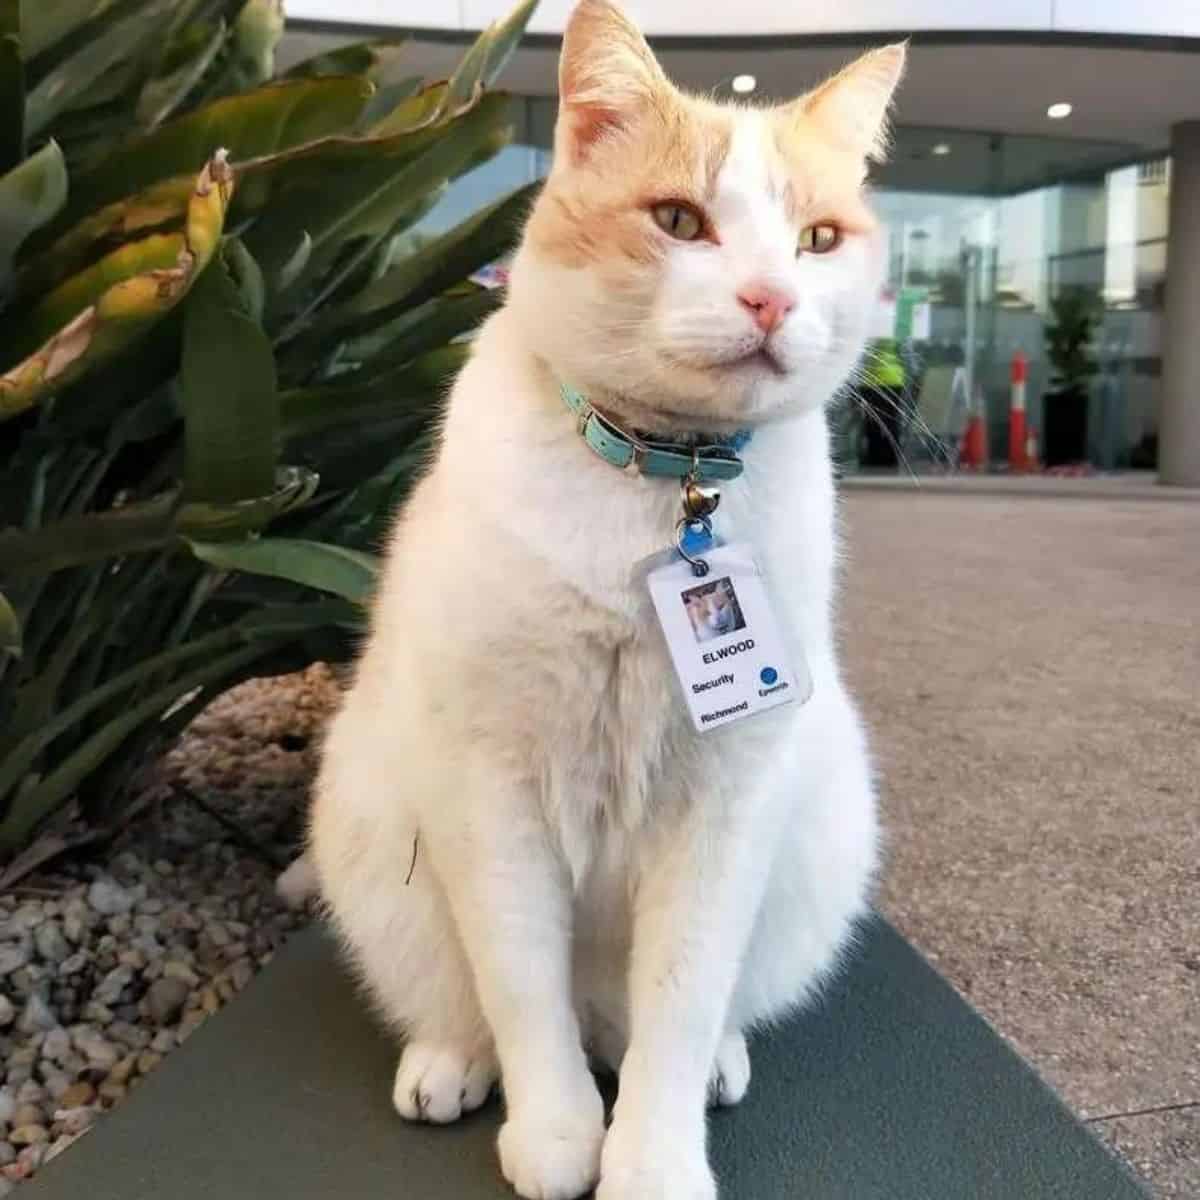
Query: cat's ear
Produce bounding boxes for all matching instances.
[794,43,907,162]
[557,0,669,161]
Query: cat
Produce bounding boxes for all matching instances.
[309,4,904,1198]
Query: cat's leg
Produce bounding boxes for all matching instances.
[596,779,786,1200]
[423,755,606,1200]
[311,708,498,1126]
[729,706,878,1034]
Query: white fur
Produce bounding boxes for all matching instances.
[311,57,889,1200]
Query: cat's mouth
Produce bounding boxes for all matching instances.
[668,342,789,379]
[740,346,788,377]
[720,343,788,379]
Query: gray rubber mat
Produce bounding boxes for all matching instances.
[25,916,1147,1199]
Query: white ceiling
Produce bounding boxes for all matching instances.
[287,0,1200,39]
[281,24,1200,167]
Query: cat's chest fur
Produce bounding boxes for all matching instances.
[386,311,837,880]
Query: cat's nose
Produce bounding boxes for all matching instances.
[737,283,795,334]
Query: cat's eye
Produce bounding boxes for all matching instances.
[798,223,841,255]
[651,202,704,241]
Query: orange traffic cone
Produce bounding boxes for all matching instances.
[959,386,988,470]
[1009,351,1028,472]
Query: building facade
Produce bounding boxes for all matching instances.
[284,2,1200,483]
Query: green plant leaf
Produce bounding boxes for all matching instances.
[280,345,466,440]
[446,0,537,109]
[0,638,274,850]
[188,538,380,604]
[176,464,319,540]
[0,23,23,173]
[248,91,514,285]
[25,0,176,139]
[222,235,265,324]
[348,286,500,372]
[181,253,278,507]
[0,589,20,658]
[18,0,102,61]
[16,173,197,304]
[0,140,68,292]
[0,494,178,576]
[1,150,232,420]
[135,16,227,130]
[310,180,537,344]
[49,75,373,237]
[284,37,408,80]
[275,230,312,291]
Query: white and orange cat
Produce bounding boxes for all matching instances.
[310,4,904,1197]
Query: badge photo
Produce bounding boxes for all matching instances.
[647,543,811,732]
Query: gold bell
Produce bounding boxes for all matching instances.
[682,478,721,520]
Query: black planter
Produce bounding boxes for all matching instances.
[1042,387,1089,466]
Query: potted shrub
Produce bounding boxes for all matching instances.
[1042,286,1101,466]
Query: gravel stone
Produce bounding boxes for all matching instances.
[93,965,134,1006]
[81,1001,114,1026]
[71,1027,118,1070]
[39,1026,71,1065]
[56,951,88,978]
[0,1089,13,1125]
[145,977,190,1024]
[40,1072,69,1103]
[33,924,69,966]
[8,1045,36,1069]
[97,1081,126,1105]
[61,902,91,946]
[229,959,255,992]
[55,1107,96,1136]
[107,1021,150,1051]
[8,1125,47,1147]
[0,909,39,939]
[161,960,199,987]
[58,1081,95,1109]
[11,1104,43,1128]
[150,1030,174,1054]
[135,1050,163,1076]
[4,1065,31,1089]
[16,993,56,1035]
[15,1082,44,1106]
[86,879,134,917]
[107,1055,136,1086]
[0,1143,12,1167]
[0,996,13,1028]
[0,943,31,977]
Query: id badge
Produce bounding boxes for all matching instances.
[646,542,812,733]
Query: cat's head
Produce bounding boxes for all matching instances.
[508,0,905,432]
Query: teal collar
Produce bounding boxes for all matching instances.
[560,384,750,482]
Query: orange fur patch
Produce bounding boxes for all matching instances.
[531,3,901,271]
[530,91,733,270]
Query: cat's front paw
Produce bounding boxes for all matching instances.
[392,1040,498,1125]
[497,1085,606,1200]
[597,1126,715,1200]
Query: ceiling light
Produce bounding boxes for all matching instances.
[931,142,951,156]
[731,74,757,95]
[1047,101,1072,120]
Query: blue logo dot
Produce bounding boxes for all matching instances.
[760,667,778,686]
